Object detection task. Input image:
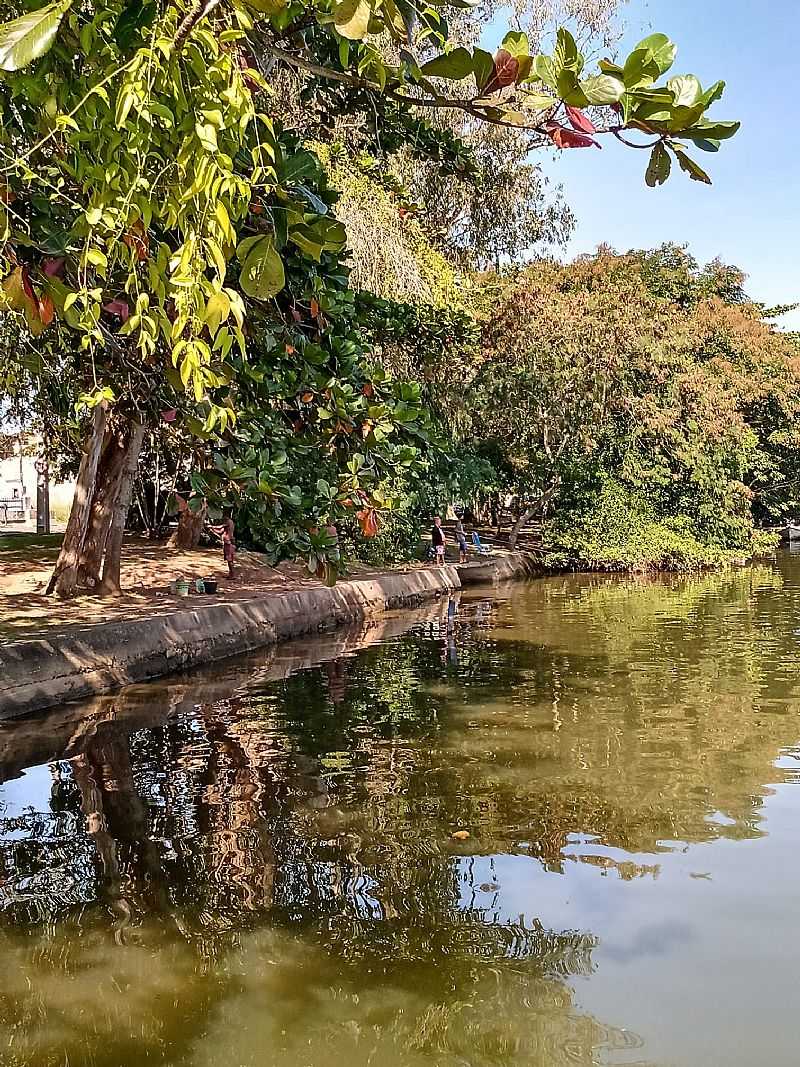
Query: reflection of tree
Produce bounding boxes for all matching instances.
[4,561,800,1066]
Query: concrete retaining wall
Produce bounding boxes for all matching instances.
[0,553,538,718]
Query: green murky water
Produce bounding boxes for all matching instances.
[3,557,800,1066]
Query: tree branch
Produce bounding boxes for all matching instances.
[174,0,224,52]
[259,42,560,137]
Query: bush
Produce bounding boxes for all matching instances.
[337,508,423,567]
[544,483,753,572]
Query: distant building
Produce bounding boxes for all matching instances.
[0,434,75,528]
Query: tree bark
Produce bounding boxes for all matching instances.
[77,428,128,587]
[47,403,109,597]
[508,507,534,550]
[168,497,207,549]
[98,424,145,597]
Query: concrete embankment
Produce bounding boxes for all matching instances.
[0,553,538,719]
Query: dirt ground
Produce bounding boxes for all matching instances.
[0,534,428,641]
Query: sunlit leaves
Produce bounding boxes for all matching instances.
[668,74,702,107]
[333,0,372,40]
[239,237,285,299]
[0,0,72,71]
[580,74,625,105]
[420,47,473,80]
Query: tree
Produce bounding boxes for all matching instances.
[470,250,800,566]
[0,0,738,593]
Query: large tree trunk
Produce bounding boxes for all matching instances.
[47,403,109,597]
[168,496,206,550]
[508,507,534,550]
[77,428,129,588]
[99,423,145,597]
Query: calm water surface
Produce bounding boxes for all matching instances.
[3,557,800,1066]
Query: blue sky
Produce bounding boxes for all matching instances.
[519,1,800,326]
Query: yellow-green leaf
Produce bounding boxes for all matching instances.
[239,236,285,299]
[205,290,231,335]
[0,0,72,72]
[333,0,372,41]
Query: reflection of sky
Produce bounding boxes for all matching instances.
[458,779,800,1067]
[0,763,53,834]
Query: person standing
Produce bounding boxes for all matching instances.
[454,516,468,564]
[431,515,446,564]
[210,513,236,579]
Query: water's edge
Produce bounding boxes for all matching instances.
[0,553,538,718]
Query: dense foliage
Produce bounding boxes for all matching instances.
[467,246,800,569]
[0,0,743,591]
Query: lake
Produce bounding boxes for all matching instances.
[2,556,800,1066]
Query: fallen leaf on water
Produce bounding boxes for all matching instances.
[451,830,470,841]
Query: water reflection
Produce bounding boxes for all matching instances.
[3,561,800,1065]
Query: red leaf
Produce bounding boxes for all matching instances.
[357,508,380,538]
[39,294,55,326]
[122,220,149,262]
[103,298,130,321]
[20,267,40,313]
[42,256,65,278]
[565,106,596,134]
[546,123,600,149]
[483,49,519,95]
[160,409,177,423]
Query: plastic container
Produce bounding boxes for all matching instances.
[203,578,218,594]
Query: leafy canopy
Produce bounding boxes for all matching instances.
[0,0,738,424]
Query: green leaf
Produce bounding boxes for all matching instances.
[472,47,494,91]
[533,53,558,90]
[634,32,676,75]
[686,136,721,153]
[557,68,588,107]
[599,58,625,77]
[671,145,712,184]
[555,27,582,73]
[195,122,218,152]
[239,237,285,299]
[667,74,702,107]
[236,234,264,262]
[700,79,726,107]
[333,0,372,41]
[622,47,657,89]
[580,74,625,105]
[645,142,671,186]
[519,90,555,112]
[0,0,72,72]
[501,30,529,59]
[420,47,473,80]
[205,291,230,335]
[684,119,740,140]
[278,150,319,184]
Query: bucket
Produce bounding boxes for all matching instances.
[203,578,218,594]
[174,578,189,597]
